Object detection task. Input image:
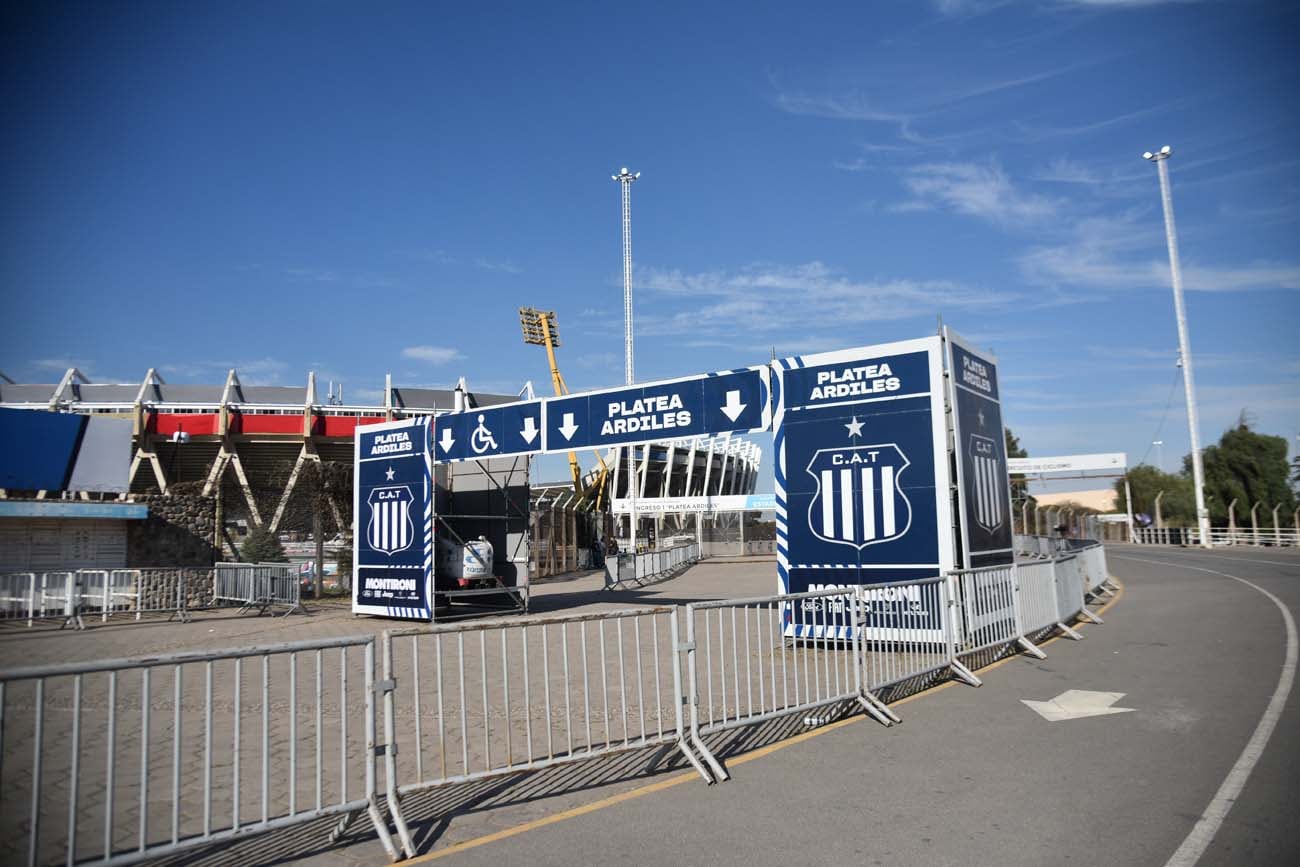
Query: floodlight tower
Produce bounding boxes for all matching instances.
[1143,145,1210,547]
[612,167,640,550]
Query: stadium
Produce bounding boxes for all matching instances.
[0,365,762,574]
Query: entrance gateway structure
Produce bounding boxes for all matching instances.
[353,329,1016,622]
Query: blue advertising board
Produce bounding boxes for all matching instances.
[544,366,770,453]
[772,337,953,638]
[434,399,545,463]
[352,417,433,619]
[945,328,1014,569]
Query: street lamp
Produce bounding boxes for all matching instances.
[1152,439,1163,472]
[612,167,641,551]
[1143,145,1210,547]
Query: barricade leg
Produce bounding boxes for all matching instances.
[379,633,417,858]
[851,592,901,726]
[671,613,720,784]
[944,582,981,687]
[684,613,728,783]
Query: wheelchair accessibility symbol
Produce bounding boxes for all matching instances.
[470,415,498,455]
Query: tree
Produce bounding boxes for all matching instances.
[238,525,288,563]
[1004,426,1035,527]
[1114,465,1196,526]
[1197,421,1296,524]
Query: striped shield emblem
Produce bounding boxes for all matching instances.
[806,444,912,550]
[367,486,415,556]
[968,434,1005,533]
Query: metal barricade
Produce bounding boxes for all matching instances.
[952,565,1021,655]
[858,578,968,691]
[0,572,40,626]
[682,587,869,784]
[212,563,301,615]
[1015,559,1060,635]
[1074,544,1111,596]
[679,579,978,781]
[605,543,700,590]
[3,572,85,630]
[379,607,703,857]
[0,635,399,867]
[1053,554,1093,627]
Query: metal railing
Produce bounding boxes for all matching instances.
[1133,526,1300,547]
[604,542,701,589]
[0,543,1115,863]
[0,566,299,630]
[0,572,81,628]
[951,565,1022,655]
[379,607,704,857]
[1015,559,1061,635]
[213,563,302,615]
[0,636,399,866]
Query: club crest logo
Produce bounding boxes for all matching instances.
[367,485,415,556]
[968,434,1005,533]
[806,444,912,550]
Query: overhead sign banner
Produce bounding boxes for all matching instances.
[612,493,776,515]
[773,336,953,638]
[353,417,433,620]
[546,366,770,453]
[945,328,1014,569]
[1007,453,1127,474]
[434,399,545,463]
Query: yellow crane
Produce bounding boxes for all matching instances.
[519,307,610,509]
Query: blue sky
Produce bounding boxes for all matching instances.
[3,0,1297,489]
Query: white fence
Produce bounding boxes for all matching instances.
[1133,526,1300,547]
[0,565,300,630]
[0,635,398,866]
[1,542,1112,863]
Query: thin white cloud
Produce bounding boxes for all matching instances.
[283,267,339,283]
[635,261,1020,343]
[898,161,1059,224]
[1019,213,1300,293]
[401,346,464,365]
[474,258,523,275]
[1033,157,1101,185]
[1058,0,1208,7]
[33,358,86,372]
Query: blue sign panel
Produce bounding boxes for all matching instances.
[945,328,1014,569]
[773,337,954,619]
[353,417,433,620]
[434,400,545,463]
[545,367,769,452]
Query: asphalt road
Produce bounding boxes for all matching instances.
[372,545,1300,867]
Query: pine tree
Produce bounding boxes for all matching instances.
[238,526,288,563]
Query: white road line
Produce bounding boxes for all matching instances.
[1114,553,1298,867]
[1156,551,1300,568]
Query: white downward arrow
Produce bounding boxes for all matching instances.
[520,416,539,444]
[1021,690,1135,722]
[438,427,456,453]
[557,412,580,441]
[720,389,747,423]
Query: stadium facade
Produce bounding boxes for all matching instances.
[0,367,761,563]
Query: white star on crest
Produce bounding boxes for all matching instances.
[844,416,864,438]
[385,466,396,481]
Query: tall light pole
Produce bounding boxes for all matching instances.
[1153,439,1163,472]
[612,167,640,550]
[1143,145,1210,547]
